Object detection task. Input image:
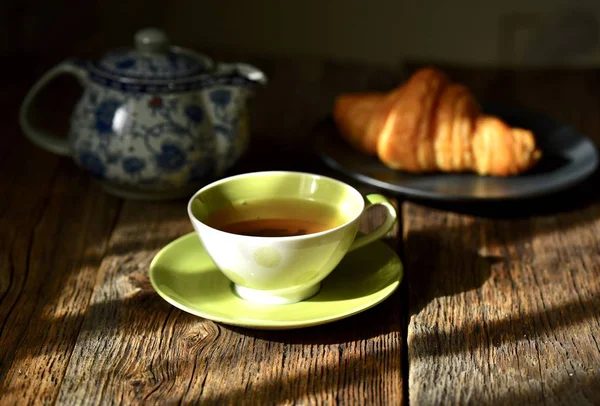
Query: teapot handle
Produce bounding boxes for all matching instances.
[19,59,88,156]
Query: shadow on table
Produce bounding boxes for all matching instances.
[400,172,600,318]
[223,287,404,345]
[400,170,600,274]
[404,228,499,318]
[410,291,600,402]
[0,270,178,368]
[194,341,403,405]
[405,168,600,219]
[496,373,600,405]
[413,291,600,359]
[402,198,600,322]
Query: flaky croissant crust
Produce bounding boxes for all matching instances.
[333,67,541,176]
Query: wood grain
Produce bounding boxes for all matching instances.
[0,156,122,404]
[404,203,600,405]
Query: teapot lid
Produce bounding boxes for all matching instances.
[92,28,214,81]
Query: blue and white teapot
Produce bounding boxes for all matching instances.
[19,28,267,199]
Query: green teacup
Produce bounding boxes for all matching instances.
[187,171,397,304]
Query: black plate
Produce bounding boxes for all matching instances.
[314,103,599,201]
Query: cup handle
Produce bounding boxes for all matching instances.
[19,59,88,156]
[348,194,397,252]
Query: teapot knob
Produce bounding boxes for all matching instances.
[135,27,169,52]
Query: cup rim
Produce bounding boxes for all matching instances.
[186,170,365,241]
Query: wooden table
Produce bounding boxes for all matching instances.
[2,54,600,405]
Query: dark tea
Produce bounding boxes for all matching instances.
[206,197,346,237]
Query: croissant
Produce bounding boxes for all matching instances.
[333,67,542,176]
[332,92,385,155]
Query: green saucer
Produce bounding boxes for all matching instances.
[149,233,403,330]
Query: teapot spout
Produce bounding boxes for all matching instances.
[215,62,267,88]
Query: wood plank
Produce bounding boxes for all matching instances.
[404,202,600,404]
[0,156,122,405]
[55,199,404,405]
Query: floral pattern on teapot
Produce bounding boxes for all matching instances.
[19,28,266,200]
[70,82,250,189]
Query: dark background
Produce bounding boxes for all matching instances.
[4,1,600,72]
[4,0,600,171]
